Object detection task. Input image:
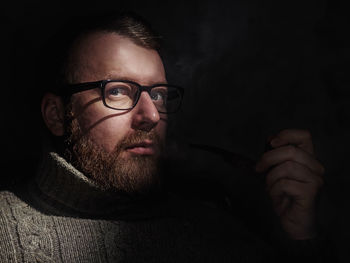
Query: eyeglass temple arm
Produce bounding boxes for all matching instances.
[59,81,103,96]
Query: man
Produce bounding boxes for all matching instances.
[0,12,333,262]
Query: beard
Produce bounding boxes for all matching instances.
[63,114,165,196]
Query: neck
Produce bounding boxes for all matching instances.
[29,148,168,218]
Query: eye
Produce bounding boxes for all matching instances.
[151,92,163,101]
[108,87,128,96]
[151,88,167,101]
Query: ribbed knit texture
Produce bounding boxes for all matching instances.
[0,151,274,263]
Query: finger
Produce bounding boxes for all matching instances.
[266,161,324,193]
[269,178,318,208]
[256,145,325,175]
[271,193,293,216]
[270,129,314,154]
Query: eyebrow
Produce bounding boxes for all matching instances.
[105,73,168,85]
[105,73,134,82]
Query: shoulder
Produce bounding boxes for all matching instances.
[0,190,18,206]
[0,191,20,233]
[0,189,35,238]
[0,190,29,214]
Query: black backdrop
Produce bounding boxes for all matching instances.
[1,0,350,261]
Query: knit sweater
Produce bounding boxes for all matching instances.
[0,152,274,263]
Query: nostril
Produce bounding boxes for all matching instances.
[131,116,159,132]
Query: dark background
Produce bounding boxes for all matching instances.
[1,0,350,261]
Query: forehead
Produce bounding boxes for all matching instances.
[69,32,166,84]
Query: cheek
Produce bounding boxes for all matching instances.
[92,116,131,152]
[76,105,132,153]
[157,118,167,141]
[74,96,168,153]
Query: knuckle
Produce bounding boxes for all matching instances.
[316,175,325,187]
[286,145,297,157]
[309,176,322,189]
[282,160,296,173]
[319,164,325,175]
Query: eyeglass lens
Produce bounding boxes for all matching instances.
[104,81,181,113]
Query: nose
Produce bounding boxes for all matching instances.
[131,91,160,132]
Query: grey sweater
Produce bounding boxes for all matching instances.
[0,152,275,262]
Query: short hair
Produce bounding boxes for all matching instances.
[36,11,162,95]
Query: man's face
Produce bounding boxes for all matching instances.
[65,32,167,195]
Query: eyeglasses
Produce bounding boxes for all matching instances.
[59,79,184,114]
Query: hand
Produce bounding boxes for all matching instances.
[255,129,324,240]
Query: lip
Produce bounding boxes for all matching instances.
[125,140,156,155]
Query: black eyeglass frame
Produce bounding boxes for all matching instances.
[59,79,184,114]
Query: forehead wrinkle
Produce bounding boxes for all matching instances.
[104,72,167,85]
[68,32,166,84]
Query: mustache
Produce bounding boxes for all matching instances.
[116,130,163,151]
[65,114,162,150]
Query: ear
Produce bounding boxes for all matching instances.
[41,93,66,136]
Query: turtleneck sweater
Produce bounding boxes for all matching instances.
[0,151,274,263]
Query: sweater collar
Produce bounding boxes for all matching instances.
[31,151,167,217]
